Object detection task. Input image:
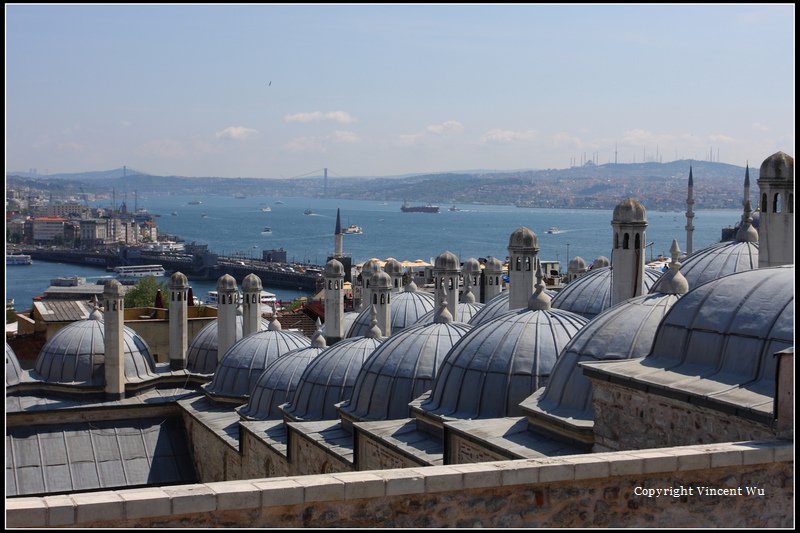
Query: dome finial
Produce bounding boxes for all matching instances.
[268,316,282,331]
[434,284,453,324]
[656,239,689,295]
[528,263,551,311]
[736,199,758,243]
[311,318,327,347]
[366,304,382,339]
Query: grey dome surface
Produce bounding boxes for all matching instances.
[651,240,758,293]
[462,257,481,274]
[324,258,345,277]
[340,321,472,421]
[371,270,392,289]
[237,345,325,420]
[33,317,156,386]
[169,271,188,287]
[568,256,587,272]
[417,302,484,325]
[204,329,311,399]
[242,273,262,292]
[467,289,555,327]
[383,258,404,276]
[347,290,435,338]
[434,251,460,271]
[641,266,794,399]
[6,343,23,387]
[759,151,794,181]
[592,256,610,269]
[217,274,237,291]
[484,256,504,271]
[508,226,538,249]
[282,336,382,421]
[532,292,682,422]
[612,198,646,223]
[552,266,662,319]
[187,316,271,374]
[421,308,588,420]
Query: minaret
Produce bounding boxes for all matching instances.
[685,166,695,255]
[507,227,538,310]
[371,270,392,337]
[216,274,239,361]
[358,258,382,312]
[434,251,460,319]
[757,152,794,267]
[461,258,480,303]
[611,198,648,306]
[743,162,751,208]
[323,258,345,344]
[383,258,404,292]
[482,256,504,303]
[334,208,343,257]
[103,279,125,400]
[168,271,189,370]
[242,273,262,337]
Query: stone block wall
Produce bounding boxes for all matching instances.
[287,429,352,476]
[7,441,793,528]
[356,432,428,471]
[591,380,776,452]
[240,430,291,480]
[448,433,513,464]
[182,414,241,482]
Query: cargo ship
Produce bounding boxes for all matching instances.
[400,200,439,213]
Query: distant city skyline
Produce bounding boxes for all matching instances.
[6,4,795,179]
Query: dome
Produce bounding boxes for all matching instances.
[187,316,271,374]
[242,273,262,292]
[384,258,404,276]
[169,271,188,288]
[204,328,311,399]
[282,336,382,421]
[33,316,157,387]
[347,290,435,338]
[759,151,794,181]
[237,344,325,420]
[484,256,504,272]
[532,292,682,422]
[644,266,793,397]
[612,198,647,224]
[650,241,757,293]
[421,308,588,419]
[552,266,662,319]
[217,274,237,291]
[340,321,472,421]
[416,302,484,325]
[462,257,481,274]
[371,270,392,290]
[362,258,382,277]
[434,251,460,272]
[6,343,23,387]
[591,256,610,269]
[568,256,587,273]
[324,258,344,278]
[508,227,538,250]
[467,289,556,327]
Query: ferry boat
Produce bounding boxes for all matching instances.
[113,264,166,284]
[401,200,439,213]
[304,208,313,215]
[546,226,561,234]
[6,254,32,265]
[343,224,363,234]
[207,290,278,308]
[261,206,272,212]
[449,205,460,212]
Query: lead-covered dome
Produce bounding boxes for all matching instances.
[242,273,262,292]
[467,289,555,327]
[340,321,472,421]
[421,307,588,419]
[651,240,757,293]
[434,251,460,271]
[282,336,382,421]
[6,343,23,387]
[204,322,310,400]
[759,151,794,181]
[508,226,538,249]
[552,266,662,319]
[237,343,325,420]
[169,271,188,288]
[417,301,483,325]
[612,198,647,223]
[187,316,271,374]
[324,258,345,278]
[530,292,682,422]
[33,314,157,387]
[217,274,237,291]
[347,289,435,338]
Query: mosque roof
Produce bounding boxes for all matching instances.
[186,316,271,374]
[467,289,556,327]
[759,151,794,181]
[650,240,758,293]
[282,336,382,421]
[416,301,483,325]
[6,343,23,387]
[339,321,472,421]
[346,290,435,338]
[32,314,157,387]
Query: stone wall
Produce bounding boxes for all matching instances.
[356,432,428,471]
[181,413,241,482]
[287,429,352,477]
[7,441,792,528]
[239,429,291,480]
[591,379,777,452]
[448,433,512,464]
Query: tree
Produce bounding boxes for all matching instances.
[124,276,169,309]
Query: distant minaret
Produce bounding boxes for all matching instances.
[743,163,751,208]
[611,198,647,306]
[103,279,125,400]
[324,167,328,197]
[242,273,262,337]
[685,166,695,254]
[168,272,189,370]
[334,208,343,257]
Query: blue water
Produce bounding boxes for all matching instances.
[6,194,740,311]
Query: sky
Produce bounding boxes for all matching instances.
[5,4,795,179]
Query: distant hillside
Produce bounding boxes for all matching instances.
[7,160,758,210]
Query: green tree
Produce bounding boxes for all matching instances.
[124,276,169,309]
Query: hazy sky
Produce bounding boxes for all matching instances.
[6,4,795,178]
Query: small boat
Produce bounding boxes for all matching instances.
[275,200,285,205]
[201,213,208,218]
[261,227,272,234]
[449,205,460,212]
[261,206,272,212]
[234,193,246,199]
[546,226,560,234]
[170,211,178,216]
[188,200,202,205]
[343,224,363,235]
[304,208,313,215]
[7,254,32,265]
